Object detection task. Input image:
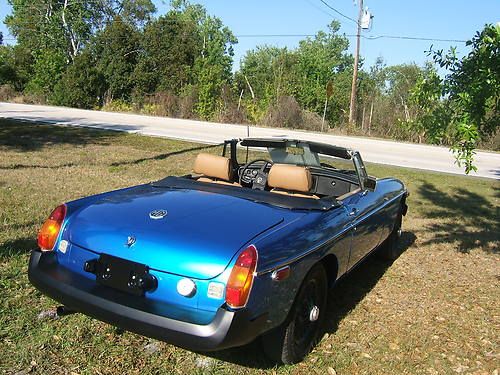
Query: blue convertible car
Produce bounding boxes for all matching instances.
[29,138,408,364]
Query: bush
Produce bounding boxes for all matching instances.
[25,50,66,100]
[10,92,45,105]
[262,96,303,128]
[143,92,179,117]
[101,99,133,113]
[261,96,326,132]
[178,85,198,119]
[52,52,105,109]
[214,84,248,124]
[301,110,324,132]
[215,105,247,124]
[0,84,17,101]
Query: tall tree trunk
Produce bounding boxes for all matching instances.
[368,101,374,136]
[361,104,366,132]
[244,75,255,100]
[62,0,78,62]
[321,96,328,132]
[237,89,244,111]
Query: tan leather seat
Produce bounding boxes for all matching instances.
[193,153,241,186]
[268,164,319,199]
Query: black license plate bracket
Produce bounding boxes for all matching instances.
[94,254,150,296]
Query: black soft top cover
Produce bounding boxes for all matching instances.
[152,176,340,211]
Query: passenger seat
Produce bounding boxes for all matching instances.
[268,164,319,199]
[193,153,241,186]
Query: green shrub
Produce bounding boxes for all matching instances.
[101,99,133,113]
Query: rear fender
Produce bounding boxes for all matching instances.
[247,251,322,329]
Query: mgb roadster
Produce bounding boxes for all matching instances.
[29,138,408,364]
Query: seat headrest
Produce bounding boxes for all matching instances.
[268,164,313,193]
[193,153,232,181]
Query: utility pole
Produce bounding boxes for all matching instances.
[348,0,363,125]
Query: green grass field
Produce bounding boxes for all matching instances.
[0,119,498,375]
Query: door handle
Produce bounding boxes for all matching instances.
[348,208,358,216]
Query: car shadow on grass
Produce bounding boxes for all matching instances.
[0,119,120,151]
[0,162,78,170]
[0,237,37,259]
[109,143,222,167]
[417,182,498,254]
[0,118,220,170]
[321,231,416,340]
[203,231,416,369]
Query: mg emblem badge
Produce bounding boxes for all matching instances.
[126,236,136,247]
[149,209,167,220]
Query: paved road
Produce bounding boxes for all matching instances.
[1,102,498,179]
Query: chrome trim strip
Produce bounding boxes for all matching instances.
[256,190,406,276]
[271,265,291,281]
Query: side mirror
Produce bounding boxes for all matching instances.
[364,176,377,191]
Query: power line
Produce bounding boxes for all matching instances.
[361,35,466,43]
[0,34,467,43]
[302,0,346,25]
[317,0,359,25]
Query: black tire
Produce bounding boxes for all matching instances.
[262,263,328,364]
[378,211,403,261]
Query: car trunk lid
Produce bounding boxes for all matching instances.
[67,185,285,279]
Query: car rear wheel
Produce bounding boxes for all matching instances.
[261,263,327,364]
[378,211,403,261]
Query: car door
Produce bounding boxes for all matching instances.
[344,152,384,269]
[343,190,382,269]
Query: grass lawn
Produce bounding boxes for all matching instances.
[0,119,498,375]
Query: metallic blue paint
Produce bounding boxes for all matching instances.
[65,184,286,279]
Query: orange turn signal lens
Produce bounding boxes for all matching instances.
[37,204,66,251]
[226,245,258,309]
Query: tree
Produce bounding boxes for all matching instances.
[238,22,353,126]
[193,15,237,119]
[293,21,352,124]
[5,0,154,99]
[52,50,105,109]
[0,46,18,87]
[412,24,499,173]
[0,45,33,91]
[238,46,295,117]
[117,0,156,27]
[25,49,67,98]
[359,60,435,141]
[6,0,108,62]
[132,10,200,95]
[92,16,142,101]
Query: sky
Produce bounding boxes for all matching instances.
[1,0,499,71]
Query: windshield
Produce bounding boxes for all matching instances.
[267,142,321,167]
[236,138,359,178]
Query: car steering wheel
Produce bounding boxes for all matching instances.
[239,159,273,190]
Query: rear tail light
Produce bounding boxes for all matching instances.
[225,245,258,309]
[37,204,67,251]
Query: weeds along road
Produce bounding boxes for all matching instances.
[1,102,498,179]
